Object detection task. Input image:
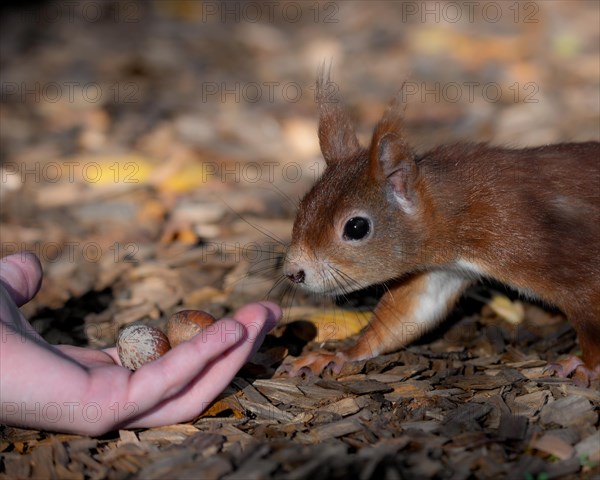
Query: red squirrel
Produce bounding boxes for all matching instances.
[282,70,600,383]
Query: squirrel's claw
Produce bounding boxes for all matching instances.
[546,356,600,387]
[277,351,348,377]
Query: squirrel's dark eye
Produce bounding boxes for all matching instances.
[343,217,371,241]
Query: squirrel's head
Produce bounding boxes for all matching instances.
[283,67,428,295]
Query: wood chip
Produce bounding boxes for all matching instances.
[575,432,600,463]
[531,433,575,460]
[384,381,432,402]
[30,445,54,480]
[338,379,393,395]
[138,425,200,444]
[317,397,361,417]
[118,429,139,445]
[513,390,550,417]
[297,417,364,443]
[237,398,296,423]
[540,396,598,427]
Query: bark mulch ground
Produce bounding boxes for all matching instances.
[1,2,598,479]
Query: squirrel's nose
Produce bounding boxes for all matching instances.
[286,270,305,284]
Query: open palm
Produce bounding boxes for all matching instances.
[0,252,280,435]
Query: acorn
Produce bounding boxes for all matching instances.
[117,324,171,371]
[166,310,216,347]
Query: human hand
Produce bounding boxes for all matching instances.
[0,252,281,435]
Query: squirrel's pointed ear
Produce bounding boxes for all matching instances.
[316,63,361,166]
[370,91,417,213]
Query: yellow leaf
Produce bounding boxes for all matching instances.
[553,34,581,58]
[488,294,525,325]
[199,396,244,419]
[81,154,153,187]
[308,310,371,342]
[158,163,212,193]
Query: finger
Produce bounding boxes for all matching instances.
[123,319,246,413]
[257,301,282,332]
[102,303,281,367]
[0,282,45,342]
[55,345,117,367]
[0,252,43,306]
[101,346,120,365]
[232,302,281,357]
[231,302,271,347]
[124,305,274,426]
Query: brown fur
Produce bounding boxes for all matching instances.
[284,72,600,375]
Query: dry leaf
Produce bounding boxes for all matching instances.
[81,154,153,187]
[307,310,371,342]
[200,396,245,419]
[158,163,214,193]
[488,294,525,325]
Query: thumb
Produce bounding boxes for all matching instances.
[0,252,43,306]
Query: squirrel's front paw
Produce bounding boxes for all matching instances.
[276,351,348,377]
[545,355,600,387]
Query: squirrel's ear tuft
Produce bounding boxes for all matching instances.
[369,86,412,172]
[316,62,361,166]
[370,89,418,213]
